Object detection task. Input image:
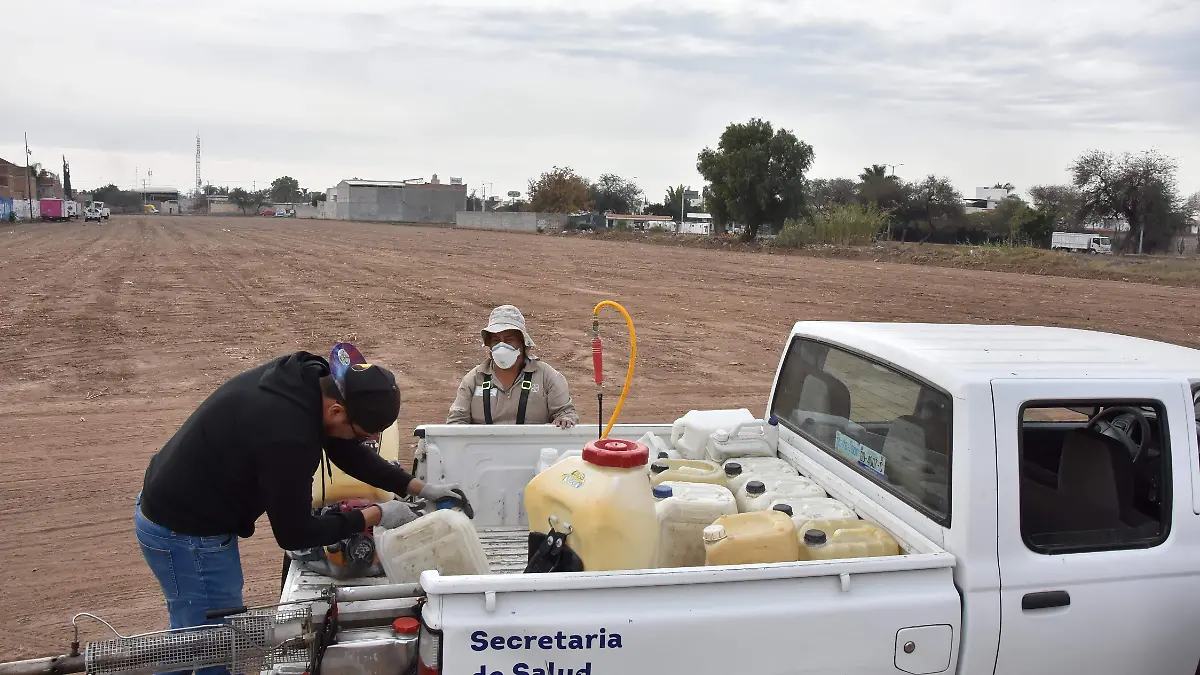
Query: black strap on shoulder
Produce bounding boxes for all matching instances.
[481,375,494,425]
[515,372,534,425]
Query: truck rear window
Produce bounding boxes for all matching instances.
[770,338,952,525]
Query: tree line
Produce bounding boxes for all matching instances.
[521,118,1199,252]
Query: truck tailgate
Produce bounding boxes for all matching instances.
[423,558,959,675]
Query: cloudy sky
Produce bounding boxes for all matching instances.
[3,0,1198,201]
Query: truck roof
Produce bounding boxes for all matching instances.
[794,322,1200,394]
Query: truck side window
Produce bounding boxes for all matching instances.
[1019,401,1170,554]
[770,338,952,525]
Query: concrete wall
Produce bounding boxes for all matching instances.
[455,211,568,233]
[336,183,466,224]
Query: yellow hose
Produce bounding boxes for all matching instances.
[593,300,637,438]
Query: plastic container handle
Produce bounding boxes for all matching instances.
[670,421,685,446]
[723,420,766,440]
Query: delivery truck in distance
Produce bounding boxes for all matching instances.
[39,198,67,222]
[1051,231,1112,254]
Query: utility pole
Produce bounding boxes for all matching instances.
[23,132,33,220]
[886,163,904,177]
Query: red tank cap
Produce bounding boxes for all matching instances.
[582,438,649,469]
[392,617,420,635]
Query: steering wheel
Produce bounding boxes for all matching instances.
[1086,406,1151,462]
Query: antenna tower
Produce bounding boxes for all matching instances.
[194,134,202,197]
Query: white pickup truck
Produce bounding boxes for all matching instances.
[282,321,1200,675]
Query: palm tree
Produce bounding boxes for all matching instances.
[860,165,889,182]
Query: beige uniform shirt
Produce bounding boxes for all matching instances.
[447,357,579,425]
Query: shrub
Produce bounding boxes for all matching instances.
[776,203,890,248]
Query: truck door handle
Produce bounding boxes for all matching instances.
[1022,591,1070,610]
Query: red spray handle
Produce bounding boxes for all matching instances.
[591,336,603,385]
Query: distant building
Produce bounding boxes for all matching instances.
[332,177,466,223]
[604,213,675,229]
[963,186,1017,214]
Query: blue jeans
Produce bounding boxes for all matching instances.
[134,493,243,675]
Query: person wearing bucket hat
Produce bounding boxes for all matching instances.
[448,305,579,427]
[135,343,467,668]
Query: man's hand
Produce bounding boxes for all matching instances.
[554,418,576,429]
[375,500,421,529]
[419,483,474,518]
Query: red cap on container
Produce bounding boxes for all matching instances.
[392,618,420,635]
[582,438,649,468]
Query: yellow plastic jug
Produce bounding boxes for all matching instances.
[702,511,798,566]
[311,421,402,508]
[649,459,728,488]
[525,438,659,571]
[797,520,900,561]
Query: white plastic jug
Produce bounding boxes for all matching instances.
[525,438,659,571]
[637,432,678,461]
[705,420,775,463]
[671,409,755,461]
[771,497,857,523]
[374,509,491,584]
[551,448,584,467]
[654,481,738,568]
[537,448,560,474]
[722,458,799,494]
[736,476,825,513]
[798,520,900,561]
[649,459,728,488]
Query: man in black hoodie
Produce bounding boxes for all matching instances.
[135,346,464,674]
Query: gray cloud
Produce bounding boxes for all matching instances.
[2,0,1196,194]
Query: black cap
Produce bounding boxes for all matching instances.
[804,529,828,546]
[746,480,765,495]
[329,343,401,434]
[772,503,793,516]
[657,452,669,459]
[724,463,742,477]
[650,463,668,474]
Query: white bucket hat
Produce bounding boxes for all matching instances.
[481,305,536,348]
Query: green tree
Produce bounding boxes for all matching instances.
[527,166,593,213]
[1029,184,1083,230]
[696,118,814,241]
[589,174,644,214]
[859,165,890,182]
[808,178,858,213]
[1011,205,1056,247]
[62,157,72,198]
[203,184,229,196]
[269,176,301,204]
[229,188,268,214]
[896,175,966,243]
[1071,149,1184,253]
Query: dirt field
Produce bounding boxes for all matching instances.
[2,215,1198,658]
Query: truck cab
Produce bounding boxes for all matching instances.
[282,322,1200,675]
[764,322,1200,675]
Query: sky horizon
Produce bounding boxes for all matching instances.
[3,1,1198,203]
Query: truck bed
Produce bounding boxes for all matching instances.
[280,527,528,606]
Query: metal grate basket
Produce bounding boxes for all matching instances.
[85,606,312,675]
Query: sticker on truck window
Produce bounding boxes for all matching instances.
[470,628,622,675]
[835,431,887,478]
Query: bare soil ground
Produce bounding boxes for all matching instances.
[2,215,1198,658]
[590,230,1200,288]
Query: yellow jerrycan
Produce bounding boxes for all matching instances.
[311,420,402,508]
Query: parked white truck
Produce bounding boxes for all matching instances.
[1051,231,1112,254]
[274,321,1200,675]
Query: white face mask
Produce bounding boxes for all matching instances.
[491,343,521,369]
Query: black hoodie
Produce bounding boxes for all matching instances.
[140,352,415,550]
